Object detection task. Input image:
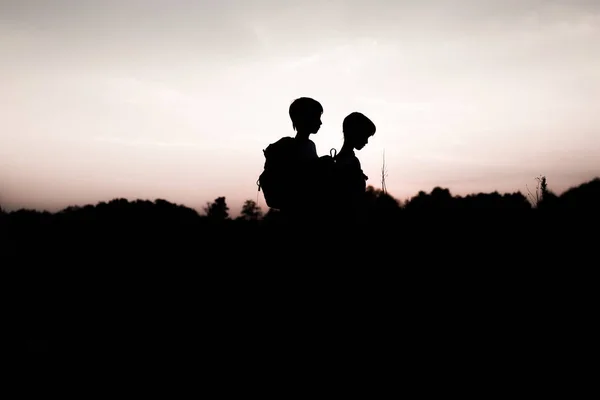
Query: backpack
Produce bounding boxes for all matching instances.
[257,137,298,210]
[314,148,338,195]
[257,138,338,211]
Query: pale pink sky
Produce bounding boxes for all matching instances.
[1,0,599,216]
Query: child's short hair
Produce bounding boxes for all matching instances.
[289,97,323,130]
[342,112,376,139]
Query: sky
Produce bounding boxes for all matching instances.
[1,0,599,216]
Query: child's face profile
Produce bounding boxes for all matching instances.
[354,132,372,150]
[303,113,322,134]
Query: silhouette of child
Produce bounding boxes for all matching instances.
[331,112,376,225]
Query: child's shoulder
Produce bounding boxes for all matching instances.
[295,138,318,159]
[336,152,360,166]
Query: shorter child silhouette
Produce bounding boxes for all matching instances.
[331,112,376,225]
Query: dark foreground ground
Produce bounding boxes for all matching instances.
[8,209,595,366]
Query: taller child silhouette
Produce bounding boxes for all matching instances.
[260,97,324,225]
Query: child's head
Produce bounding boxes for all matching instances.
[289,97,323,134]
[342,112,376,150]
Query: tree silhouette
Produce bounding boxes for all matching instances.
[527,175,549,208]
[204,197,230,220]
[239,200,263,221]
[381,150,388,194]
[526,176,562,210]
[364,185,401,225]
[555,177,600,211]
[404,187,455,211]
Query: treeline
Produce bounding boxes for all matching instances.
[2,176,598,227]
[3,176,598,262]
